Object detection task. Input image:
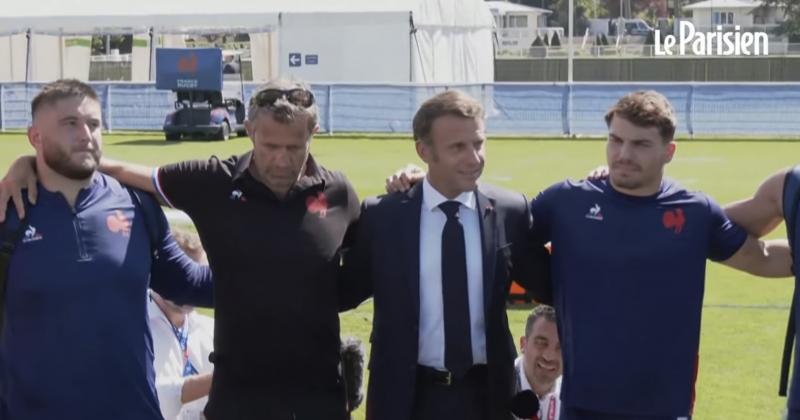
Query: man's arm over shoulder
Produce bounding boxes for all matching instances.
[708,194,792,277]
[722,236,792,278]
[153,157,228,211]
[502,190,552,305]
[338,194,390,311]
[139,192,214,307]
[104,155,227,212]
[335,173,366,311]
[0,202,28,246]
[529,180,571,246]
[724,169,787,237]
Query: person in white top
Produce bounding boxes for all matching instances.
[514,305,562,420]
[149,229,215,420]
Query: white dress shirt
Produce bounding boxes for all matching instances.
[417,177,486,369]
[514,356,562,420]
[148,297,215,420]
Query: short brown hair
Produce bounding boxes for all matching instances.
[412,90,485,144]
[604,90,677,142]
[247,78,318,135]
[524,304,556,337]
[31,79,99,119]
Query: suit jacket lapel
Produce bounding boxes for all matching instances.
[476,188,497,316]
[402,183,423,325]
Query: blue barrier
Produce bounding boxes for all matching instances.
[1,82,799,137]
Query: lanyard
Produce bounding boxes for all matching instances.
[171,321,199,377]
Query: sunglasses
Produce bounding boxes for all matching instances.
[253,88,315,108]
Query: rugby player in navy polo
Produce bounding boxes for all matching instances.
[530,91,791,420]
[0,79,361,420]
[0,80,213,420]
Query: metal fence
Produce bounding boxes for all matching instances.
[497,43,800,59]
[1,82,799,137]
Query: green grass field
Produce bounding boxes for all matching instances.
[1,132,798,419]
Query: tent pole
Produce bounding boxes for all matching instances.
[59,30,64,79]
[568,0,574,83]
[25,29,31,83]
[8,33,14,80]
[148,27,155,81]
[408,12,413,82]
[409,13,426,83]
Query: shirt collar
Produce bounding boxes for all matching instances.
[421,177,476,213]
[231,151,253,182]
[232,151,326,194]
[515,356,533,392]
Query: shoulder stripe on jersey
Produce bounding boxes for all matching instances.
[152,168,176,209]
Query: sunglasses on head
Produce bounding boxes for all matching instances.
[254,88,315,108]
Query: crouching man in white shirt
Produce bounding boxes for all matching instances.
[514,305,562,420]
[149,229,215,420]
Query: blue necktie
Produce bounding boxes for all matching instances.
[439,201,473,377]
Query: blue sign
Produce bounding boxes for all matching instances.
[155,48,223,91]
[289,53,302,67]
[305,54,319,65]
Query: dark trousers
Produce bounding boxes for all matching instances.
[787,408,800,420]
[561,406,690,420]
[412,365,490,420]
[204,385,348,420]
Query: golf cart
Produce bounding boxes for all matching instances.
[156,48,246,141]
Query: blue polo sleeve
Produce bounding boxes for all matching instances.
[530,182,563,245]
[706,195,748,262]
[136,190,214,307]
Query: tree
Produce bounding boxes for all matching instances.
[547,0,608,36]
[757,0,800,42]
[90,35,133,55]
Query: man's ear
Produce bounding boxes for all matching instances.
[245,120,255,143]
[664,141,677,164]
[27,126,41,150]
[416,140,432,165]
[519,336,527,353]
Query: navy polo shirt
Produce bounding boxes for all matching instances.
[0,173,213,420]
[530,178,746,418]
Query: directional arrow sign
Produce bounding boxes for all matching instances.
[289,53,301,67]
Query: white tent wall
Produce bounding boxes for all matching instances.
[17,34,96,82]
[411,0,495,83]
[411,27,494,83]
[278,12,411,82]
[62,37,91,80]
[131,33,151,82]
[250,32,276,82]
[0,34,27,81]
[29,34,61,81]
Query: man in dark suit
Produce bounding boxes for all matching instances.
[340,90,550,420]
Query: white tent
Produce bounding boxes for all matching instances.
[0,0,494,83]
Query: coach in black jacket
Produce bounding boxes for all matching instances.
[340,90,550,420]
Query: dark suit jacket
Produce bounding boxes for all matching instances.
[340,182,550,420]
